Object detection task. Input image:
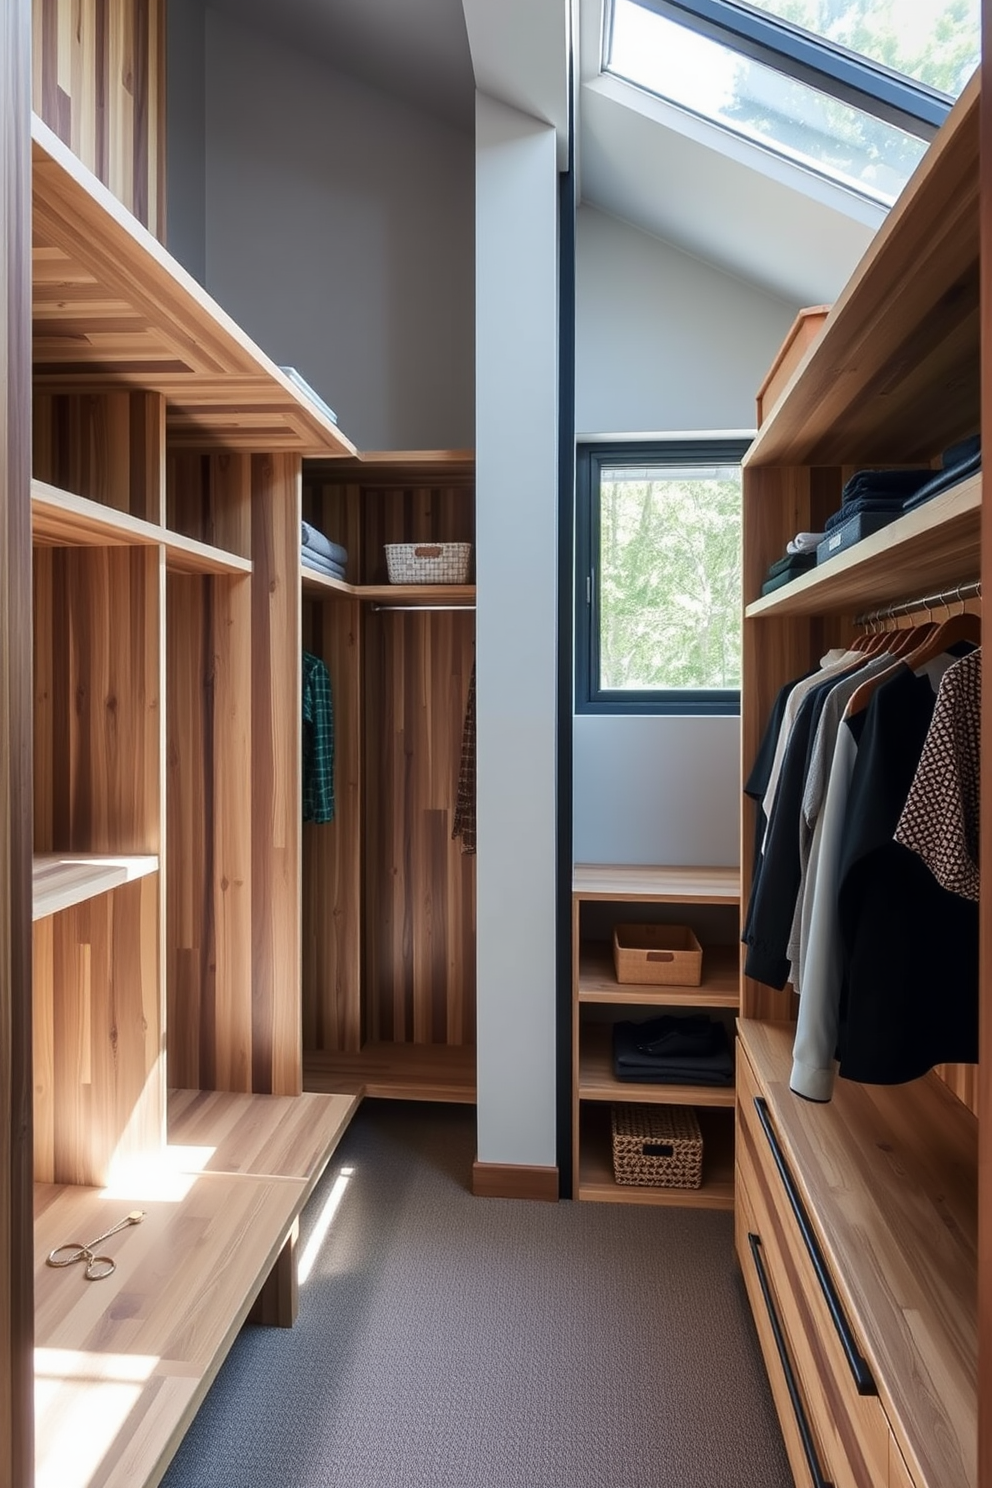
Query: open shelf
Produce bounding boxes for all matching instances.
[32,480,254,576]
[746,72,979,469]
[578,1022,736,1107]
[746,473,981,619]
[573,864,740,903]
[31,115,356,457]
[32,854,159,922]
[577,941,740,1007]
[577,1103,735,1209]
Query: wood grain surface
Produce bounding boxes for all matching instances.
[167,572,253,1093]
[747,73,980,468]
[1,2,36,1481]
[738,1020,977,1488]
[32,116,357,455]
[32,0,165,236]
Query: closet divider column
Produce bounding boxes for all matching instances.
[1,0,34,1481]
[166,452,253,1094]
[251,452,303,1096]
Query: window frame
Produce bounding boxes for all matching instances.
[575,437,751,718]
[608,0,953,138]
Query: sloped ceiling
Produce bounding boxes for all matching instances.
[208,0,882,304]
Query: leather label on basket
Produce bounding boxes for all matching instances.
[413,545,442,558]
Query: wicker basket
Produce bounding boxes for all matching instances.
[611,1103,703,1188]
[384,542,472,584]
[613,923,703,986]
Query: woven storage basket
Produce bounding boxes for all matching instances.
[611,1103,703,1188]
[384,541,472,584]
[613,923,703,986]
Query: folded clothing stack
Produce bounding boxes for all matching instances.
[302,521,348,580]
[612,1013,734,1086]
[901,434,981,512]
[761,550,816,595]
[823,465,933,532]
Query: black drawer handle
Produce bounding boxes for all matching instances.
[753,1096,876,1397]
[747,1232,834,1488]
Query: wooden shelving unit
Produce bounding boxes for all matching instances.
[737,69,983,1488]
[571,864,740,1209]
[32,853,159,921]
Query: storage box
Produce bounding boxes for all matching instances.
[613,923,703,986]
[755,305,830,426]
[816,510,901,565]
[611,1103,703,1188]
[384,541,472,584]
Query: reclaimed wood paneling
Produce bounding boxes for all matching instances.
[360,483,475,585]
[302,594,362,1053]
[251,454,302,1095]
[364,608,476,1046]
[33,874,162,1186]
[33,543,161,856]
[166,572,252,1092]
[34,389,165,519]
[1,0,35,1480]
[32,0,165,236]
[167,450,253,559]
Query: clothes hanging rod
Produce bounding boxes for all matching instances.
[855,579,981,629]
[370,603,476,612]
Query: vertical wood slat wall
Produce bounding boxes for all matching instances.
[32,0,164,238]
[301,471,476,1063]
[1,0,34,1480]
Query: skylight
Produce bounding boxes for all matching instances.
[606,0,977,206]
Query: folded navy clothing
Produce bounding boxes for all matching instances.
[824,496,909,531]
[301,522,348,568]
[901,441,981,512]
[761,565,814,596]
[612,1016,734,1086]
[841,467,932,502]
[302,550,347,581]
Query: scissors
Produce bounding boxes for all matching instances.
[46,1210,146,1280]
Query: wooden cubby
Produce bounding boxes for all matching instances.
[571,865,740,1208]
[300,453,477,1101]
[736,70,983,1488]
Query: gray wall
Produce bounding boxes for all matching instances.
[573,205,799,867]
[200,6,475,450]
[166,0,206,284]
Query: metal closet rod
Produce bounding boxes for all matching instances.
[370,602,476,612]
[855,579,982,629]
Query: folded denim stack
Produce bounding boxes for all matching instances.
[302,521,349,580]
[817,465,933,565]
[612,1013,734,1086]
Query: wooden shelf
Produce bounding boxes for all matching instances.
[304,1041,476,1103]
[746,473,981,619]
[578,941,740,1007]
[301,565,354,598]
[31,115,356,457]
[32,479,254,575]
[738,1019,977,1488]
[746,72,980,468]
[577,1103,734,1209]
[305,449,475,483]
[32,854,159,921]
[578,1022,736,1107]
[573,864,740,903]
[299,569,476,607]
[34,1089,357,1488]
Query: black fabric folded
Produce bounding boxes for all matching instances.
[841,467,932,502]
[761,562,814,596]
[824,496,909,532]
[766,551,816,580]
[612,1016,734,1085]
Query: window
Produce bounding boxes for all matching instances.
[606,0,978,206]
[575,440,750,715]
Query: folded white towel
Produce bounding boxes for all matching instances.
[786,531,826,555]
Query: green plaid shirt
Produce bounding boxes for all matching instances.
[302,651,335,824]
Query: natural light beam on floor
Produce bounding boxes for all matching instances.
[298,1166,354,1284]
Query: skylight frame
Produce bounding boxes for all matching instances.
[611,0,953,138]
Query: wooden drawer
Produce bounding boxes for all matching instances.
[737,1049,889,1488]
[889,1433,917,1488]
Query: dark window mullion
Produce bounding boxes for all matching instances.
[625,0,949,135]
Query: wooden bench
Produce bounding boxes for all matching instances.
[34,1088,358,1488]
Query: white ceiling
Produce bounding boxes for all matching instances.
[208,0,883,305]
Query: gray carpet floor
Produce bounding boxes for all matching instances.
[161,1101,793,1488]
